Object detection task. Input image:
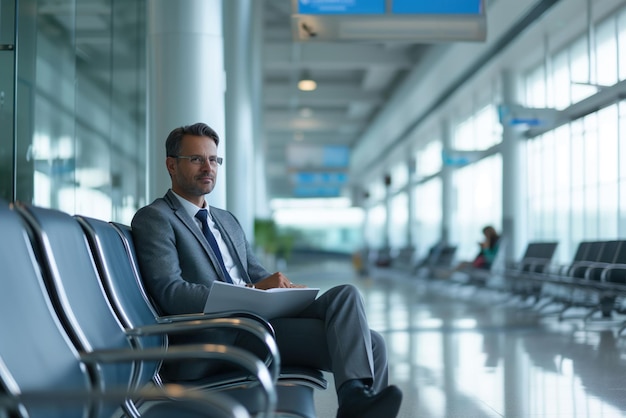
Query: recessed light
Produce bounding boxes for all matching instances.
[298,79,317,91]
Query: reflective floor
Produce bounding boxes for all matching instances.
[285,256,626,418]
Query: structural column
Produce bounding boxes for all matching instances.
[251,0,270,220]
[406,156,416,248]
[501,70,525,260]
[146,0,226,207]
[0,0,17,202]
[441,119,453,244]
[224,0,256,239]
[383,173,392,249]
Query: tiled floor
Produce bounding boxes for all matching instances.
[283,256,626,418]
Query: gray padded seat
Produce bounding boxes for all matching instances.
[77,215,326,418]
[0,199,249,418]
[11,202,272,417]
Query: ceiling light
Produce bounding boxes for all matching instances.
[298,72,317,91]
[298,78,317,91]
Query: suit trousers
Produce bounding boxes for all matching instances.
[161,284,389,393]
[241,284,389,392]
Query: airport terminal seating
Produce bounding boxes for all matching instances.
[417,244,458,279]
[525,240,626,323]
[390,247,419,274]
[531,240,615,317]
[76,214,327,417]
[429,241,557,300]
[1,199,328,418]
[366,242,458,281]
[366,246,418,280]
[445,238,508,290]
[508,242,560,274]
[500,241,559,300]
[366,242,459,281]
[0,199,256,418]
[364,234,626,336]
[474,238,626,334]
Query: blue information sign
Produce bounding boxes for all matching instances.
[298,0,385,15]
[392,0,482,15]
[298,0,482,15]
[322,145,350,167]
[294,186,342,197]
[293,172,348,185]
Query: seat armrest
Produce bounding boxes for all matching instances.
[279,367,328,390]
[582,262,613,281]
[0,383,250,418]
[157,311,275,338]
[80,343,276,417]
[520,257,553,273]
[126,317,280,381]
[601,263,626,285]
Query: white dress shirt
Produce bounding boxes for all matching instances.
[171,190,246,286]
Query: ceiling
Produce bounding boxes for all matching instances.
[34,0,492,201]
[262,0,437,200]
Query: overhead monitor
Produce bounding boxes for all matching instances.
[286,144,350,169]
[393,0,482,15]
[297,0,385,14]
[292,0,486,42]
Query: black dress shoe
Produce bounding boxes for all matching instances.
[336,385,402,418]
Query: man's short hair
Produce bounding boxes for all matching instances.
[165,123,220,157]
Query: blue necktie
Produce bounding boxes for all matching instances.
[195,209,234,284]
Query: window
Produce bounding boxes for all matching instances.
[365,204,387,249]
[596,17,618,87]
[522,9,626,262]
[524,105,621,263]
[453,105,501,151]
[413,178,442,257]
[416,139,443,178]
[450,155,502,260]
[21,0,147,222]
[389,192,409,249]
[390,161,409,193]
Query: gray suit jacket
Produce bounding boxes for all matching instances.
[131,190,270,315]
[132,191,383,388]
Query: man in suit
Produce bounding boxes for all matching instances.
[131,123,402,418]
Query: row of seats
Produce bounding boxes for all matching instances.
[474,239,626,332]
[511,240,626,325]
[364,243,457,280]
[368,238,626,334]
[0,200,326,418]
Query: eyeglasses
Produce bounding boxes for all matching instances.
[172,155,223,167]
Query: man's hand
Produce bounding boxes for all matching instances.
[254,272,307,290]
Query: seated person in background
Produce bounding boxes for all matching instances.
[473,226,501,269]
[131,122,402,418]
[455,225,501,271]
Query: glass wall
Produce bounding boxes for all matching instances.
[389,160,409,193]
[449,105,503,260]
[450,155,502,260]
[526,105,622,263]
[413,177,442,258]
[364,203,387,250]
[271,197,364,254]
[388,161,410,249]
[452,105,501,151]
[415,139,442,179]
[523,5,626,263]
[9,0,146,224]
[388,192,408,249]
